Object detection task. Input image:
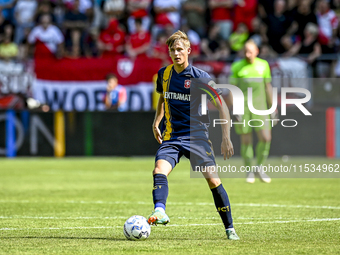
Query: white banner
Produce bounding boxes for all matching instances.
[32,80,154,111]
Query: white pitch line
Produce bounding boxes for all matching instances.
[233,203,340,210]
[234,218,340,225]
[1,218,340,231]
[0,200,339,210]
[0,216,128,220]
[0,226,119,231]
[168,218,340,227]
[0,216,294,220]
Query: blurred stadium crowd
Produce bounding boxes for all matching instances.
[0,0,340,75]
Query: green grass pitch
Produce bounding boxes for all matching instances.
[0,157,340,254]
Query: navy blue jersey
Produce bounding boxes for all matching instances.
[156,64,222,141]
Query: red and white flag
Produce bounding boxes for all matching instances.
[33,56,162,111]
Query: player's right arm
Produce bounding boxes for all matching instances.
[152,95,164,144]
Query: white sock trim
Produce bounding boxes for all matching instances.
[155,207,165,213]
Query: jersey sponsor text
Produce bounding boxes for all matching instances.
[164,92,191,101]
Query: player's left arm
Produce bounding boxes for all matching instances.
[215,97,234,160]
[202,72,234,159]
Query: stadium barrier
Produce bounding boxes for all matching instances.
[0,109,337,157]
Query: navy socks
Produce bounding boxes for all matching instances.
[152,174,168,210]
[152,174,234,230]
[211,184,234,229]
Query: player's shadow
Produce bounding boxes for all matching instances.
[1,236,127,241]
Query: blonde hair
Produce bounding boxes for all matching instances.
[166,30,191,49]
[305,22,319,36]
[244,39,259,49]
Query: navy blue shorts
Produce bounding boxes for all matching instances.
[155,137,216,169]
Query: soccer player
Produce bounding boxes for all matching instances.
[229,40,277,183]
[148,30,239,240]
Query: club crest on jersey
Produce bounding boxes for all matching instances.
[184,80,191,89]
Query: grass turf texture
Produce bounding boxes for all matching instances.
[0,157,339,254]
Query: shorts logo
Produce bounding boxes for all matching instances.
[206,151,212,156]
[184,80,191,89]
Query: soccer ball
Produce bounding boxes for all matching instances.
[123,215,151,240]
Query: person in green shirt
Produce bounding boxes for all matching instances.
[228,40,277,183]
[229,23,249,53]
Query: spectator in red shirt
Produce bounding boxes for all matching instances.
[152,0,181,38]
[127,0,151,34]
[316,0,338,53]
[126,18,151,59]
[209,0,234,40]
[28,14,64,59]
[233,0,257,32]
[97,19,125,58]
[150,31,171,65]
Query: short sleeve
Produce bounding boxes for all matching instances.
[27,28,38,44]
[156,69,163,94]
[54,27,64,44]
[199,71,222,100]
[199,71,211,79]
[207,80,222,99]
[264,61,272,83]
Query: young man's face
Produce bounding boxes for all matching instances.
[169,40,191,66]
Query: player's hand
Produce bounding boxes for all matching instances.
[221,138,234,160]
[152,125,162,144]
[270,109,279,126]
[106,84,113,92]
